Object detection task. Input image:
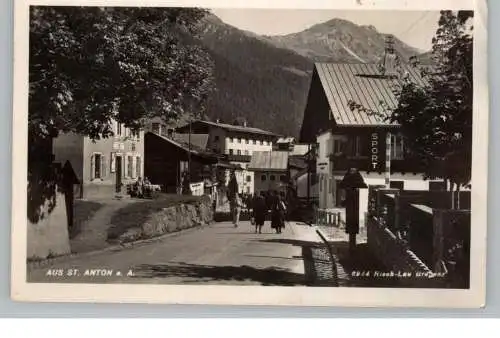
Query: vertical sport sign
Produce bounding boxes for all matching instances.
[370,131,387,173]
[371,132,380,171]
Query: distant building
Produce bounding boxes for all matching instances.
[53,120,144,199]
[299,52,442,223]
[144,131,218,194]
[176,120,279,195]
[248,151,289,197]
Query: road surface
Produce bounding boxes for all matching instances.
[28,221,327,286]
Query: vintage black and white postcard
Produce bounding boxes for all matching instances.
[11,0,488,307]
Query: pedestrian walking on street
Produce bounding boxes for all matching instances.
[270,191,286,234]
[252,192,267,234]
[227,170,239,227]
[233,193,243,227]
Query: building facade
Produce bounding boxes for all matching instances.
[53,120,145,199]
[176,120,278,195]
[299,60,443,226]
[248,151,289,197]
[144,132,217,194]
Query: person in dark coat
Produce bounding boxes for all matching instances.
[270,191,286,234]
[227,170,239,225]
[252,192,267,234]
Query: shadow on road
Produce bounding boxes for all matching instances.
[132,262,306,286]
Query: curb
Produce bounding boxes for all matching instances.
[27,222,214,270]
[315,227,351,286]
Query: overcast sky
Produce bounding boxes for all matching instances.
[210,9,441,51]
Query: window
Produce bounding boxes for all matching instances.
[246,175,251,182]
[270,175,275,181]
[130,130,139,140]
[261,174,267,181]
[390,181,404,190]
[237,150,241,155]
[229,149,234,155]
[127,156,133,177]
[333,139,344,155]
[429,181,446,191]
[347,136,367,157]
[152,123,160,135]
[246,186,250,194]
[117,123,123,136]
[180,161,188,174]
[245,139,248,144]
[252,140,256,144]
[237,138,241,144]
[280,175,287,182]
[136,156,141,178]
[160,125,167,137]
[390,134,405,160]
[214,135,220,142]
[244,150,249,155]
[91,153,105,180]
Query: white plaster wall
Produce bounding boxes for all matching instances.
[254,171,287,195]
[225,136,273,155]
[27,189,71,259]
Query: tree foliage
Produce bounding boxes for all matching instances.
[28,7,214,223]
[29,6,215,141]
[350,10,473,189]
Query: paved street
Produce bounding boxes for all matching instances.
[28,221,330,286]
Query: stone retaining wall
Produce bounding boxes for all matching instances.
[117,198,214,243]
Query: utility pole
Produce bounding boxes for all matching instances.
[188,115,192,181]
[307,143,311,204]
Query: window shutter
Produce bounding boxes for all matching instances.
[90,154,95,180]
[101,155,107,178]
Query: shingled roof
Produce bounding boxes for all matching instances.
[315,63,431,127]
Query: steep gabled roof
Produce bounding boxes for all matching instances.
[314,63,431,127]
[171,133,209,151]
[146,132,215,159]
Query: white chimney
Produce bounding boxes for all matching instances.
[382,34,398,78]
[243,121,247,127]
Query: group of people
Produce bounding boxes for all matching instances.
[129,177,152,198]
[226,171,287,234]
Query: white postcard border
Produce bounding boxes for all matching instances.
[11,0,488,308]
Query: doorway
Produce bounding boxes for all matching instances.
[115,155,122,193]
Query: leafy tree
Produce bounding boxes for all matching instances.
[29,6,215,141]
[28,7,214,222]
[349,10,473,199]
